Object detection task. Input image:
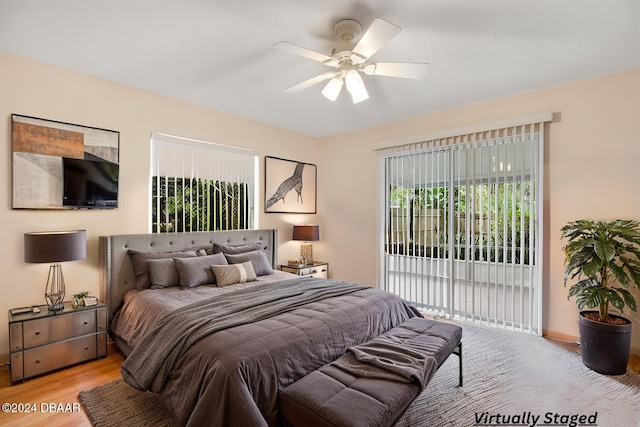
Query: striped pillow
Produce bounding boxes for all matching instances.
[211,261,257,287]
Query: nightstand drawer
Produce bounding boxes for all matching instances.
[299,266,328,279]
[23,334,97,378]
[23,310,96,349]
[281,262,329,279]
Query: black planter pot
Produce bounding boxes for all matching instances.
[578,311,632,375]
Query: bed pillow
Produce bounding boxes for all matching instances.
[128,249,198,290]
[211,261,257,287]
[148,258,181,289]
[174,253,228,288]
[224,250,273,276]
[212,242,263,255]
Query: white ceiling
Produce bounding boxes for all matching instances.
[2,1,639,138]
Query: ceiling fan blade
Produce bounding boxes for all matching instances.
[364,62,430,79]
[284,71,340,94]
[273,41,338,66]
[352,18,401,62]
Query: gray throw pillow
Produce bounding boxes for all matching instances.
[127,249,198,290]
[224,250,273,276]
[174,253,228,288]
[211,261,257,287]
[212,242,263,255]
[148,258,180,289]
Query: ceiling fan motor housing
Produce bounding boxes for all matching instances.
[334,19,361,42]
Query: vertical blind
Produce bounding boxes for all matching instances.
[150,133,258,233]
[376,112,552,334]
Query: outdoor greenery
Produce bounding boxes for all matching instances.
[389,181,535,264]
[152,177,249,232]
[562,219,640,321]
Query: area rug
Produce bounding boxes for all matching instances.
[78,379,177,427]
[396,323,640,427]
[79,323,640,427]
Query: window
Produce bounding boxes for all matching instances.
[150,133,258,233]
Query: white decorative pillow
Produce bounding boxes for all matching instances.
[211,261,257,287]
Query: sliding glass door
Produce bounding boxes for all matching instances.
[379,126,542,333]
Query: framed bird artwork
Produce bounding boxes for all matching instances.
[265,156,316,214]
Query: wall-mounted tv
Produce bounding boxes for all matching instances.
[62,157,119,208]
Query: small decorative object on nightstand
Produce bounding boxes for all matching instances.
[292,225,320,265]
[281,262,329,279]
[24,230,86,311]
[71,291,90,308]
[8,300,107,383]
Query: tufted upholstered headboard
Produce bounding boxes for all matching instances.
[99,229,278,324]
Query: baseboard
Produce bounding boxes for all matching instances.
[544,329,640,357]
[543,329,579,344]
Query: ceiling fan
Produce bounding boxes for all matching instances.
[274,18,429,104]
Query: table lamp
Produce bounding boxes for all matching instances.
[292,225,319,265]
[24,230,87,311]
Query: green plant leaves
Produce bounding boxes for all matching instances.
[593,239,616,263]
[562,219,640,318]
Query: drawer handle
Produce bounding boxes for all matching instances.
[84,321,89,325]
[35,360,40,364]
[35,331,40,335]
[84,346,89,350]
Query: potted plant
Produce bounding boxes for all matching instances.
[561,219,640,375]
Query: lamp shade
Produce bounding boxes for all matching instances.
[24,230,87,263]
[292,225,320,242]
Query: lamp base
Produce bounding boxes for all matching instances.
[300,243,314,265]
[46,296,64,311]
[45,264,66,311]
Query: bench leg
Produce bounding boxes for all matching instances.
[452,341,463,387]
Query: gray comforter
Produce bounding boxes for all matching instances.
[119,277,416,426]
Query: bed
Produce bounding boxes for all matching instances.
[100,229,421,426]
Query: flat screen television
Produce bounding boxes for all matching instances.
[62,157,119,208]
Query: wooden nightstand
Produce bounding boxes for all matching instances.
[280,262,329,279]
[8,300,108,383]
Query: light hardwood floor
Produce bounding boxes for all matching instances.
[0,341,638,426]
[0,343,124,426]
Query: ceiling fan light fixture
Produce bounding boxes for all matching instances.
[345,69,369,104]
[322,77,344,102]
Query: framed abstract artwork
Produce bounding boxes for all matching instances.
[264,156,316,214]
[11,114,119,209]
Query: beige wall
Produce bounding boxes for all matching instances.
[0,51,323,354]
[2,49,639,356]
[320,68,640,353]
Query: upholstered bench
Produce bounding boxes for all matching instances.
[279,318,462,427]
